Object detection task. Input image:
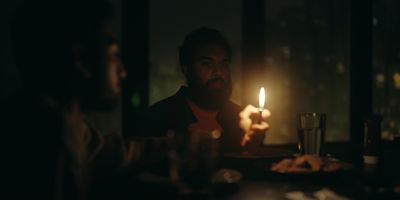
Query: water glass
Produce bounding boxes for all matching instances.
[297,113,326,155]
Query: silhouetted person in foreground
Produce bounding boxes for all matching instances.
[2,1,134,199]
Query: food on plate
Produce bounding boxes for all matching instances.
[322,162,342,172]
[270,154,342,173]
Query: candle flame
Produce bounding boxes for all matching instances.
[259,87,265,110]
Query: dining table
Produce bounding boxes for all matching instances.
[128,140,400,200]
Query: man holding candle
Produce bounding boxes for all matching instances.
[144,28,271,153]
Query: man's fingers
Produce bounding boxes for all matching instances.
[261,109,271,119]
[239,104,271,146]
[240,106,271,122]
[239,105,258,118]
[240,130,255,146]
[251,122,269,132]
[240,134,250,146]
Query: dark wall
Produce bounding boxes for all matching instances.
[0,0,21,101]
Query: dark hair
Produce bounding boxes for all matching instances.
[179,27,232,66]
[11,0,114,97]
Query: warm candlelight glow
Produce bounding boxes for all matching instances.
[259,87,265,110]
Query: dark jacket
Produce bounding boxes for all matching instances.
[2,91,134,200]
[144,87,247,153]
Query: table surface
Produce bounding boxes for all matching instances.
[131,141,400,200]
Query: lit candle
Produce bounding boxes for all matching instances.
[258,87,265,123]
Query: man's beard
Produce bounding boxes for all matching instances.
[187,76,232,110]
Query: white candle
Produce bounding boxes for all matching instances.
[259,87,265,111]
[257,87,266,124]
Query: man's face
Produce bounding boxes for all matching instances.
[96,42,126,110]
[81,24,127,111]
[186,43,232,109]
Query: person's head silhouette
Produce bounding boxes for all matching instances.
[12,0,126,111]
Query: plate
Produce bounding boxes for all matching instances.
[264,156,355,182]
[212,168,242,184]
[220,147,296,177]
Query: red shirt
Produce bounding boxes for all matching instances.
[186,98,223,134]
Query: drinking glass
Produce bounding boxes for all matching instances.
[297,113,326,155]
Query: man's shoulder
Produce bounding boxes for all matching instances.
[149,91,184,111]
[145,89,190,121]
[141,88,193,136]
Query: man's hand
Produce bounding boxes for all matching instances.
[239,105,271,146]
